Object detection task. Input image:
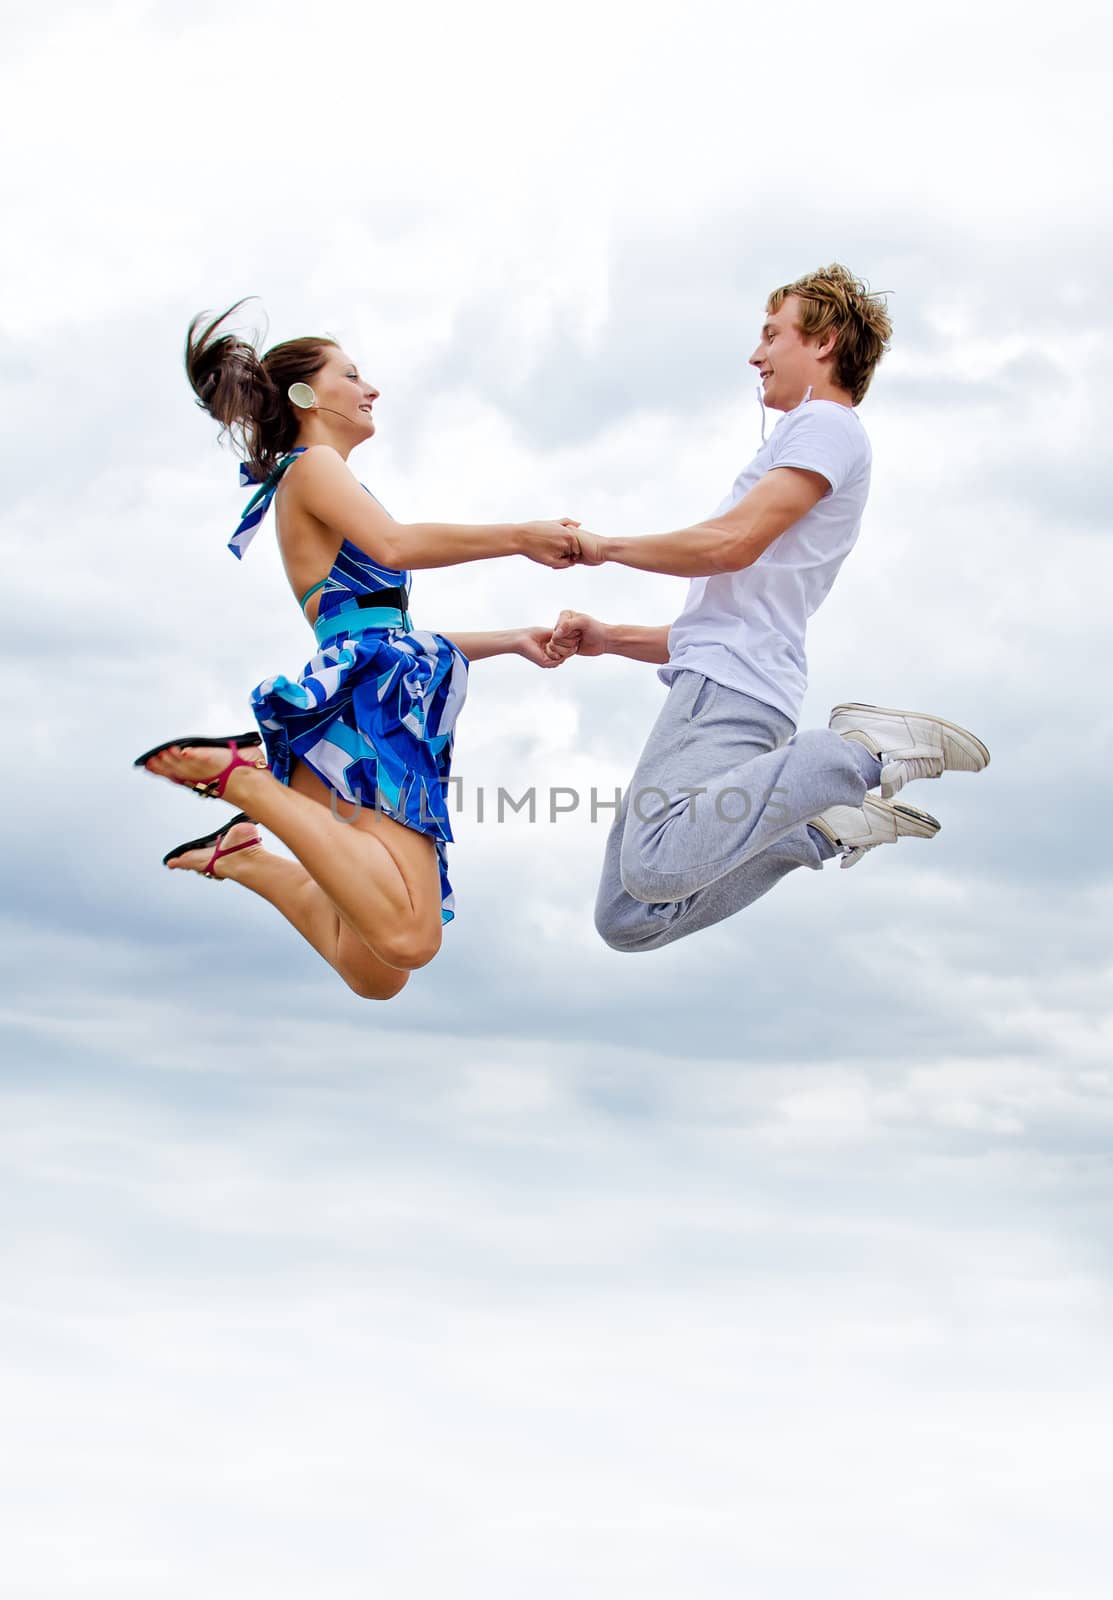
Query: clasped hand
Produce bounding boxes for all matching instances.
[521,519,606,569]
[515,516,606,669]
[519,608,604,670]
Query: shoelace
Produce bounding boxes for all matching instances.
[840,845,871,870]
[879,745,946,787]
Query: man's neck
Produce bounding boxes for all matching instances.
[787,379,854,410]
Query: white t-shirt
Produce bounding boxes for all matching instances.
[659,399,872,725]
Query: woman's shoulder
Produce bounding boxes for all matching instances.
[283,443,349,482]
[278,445,366,507]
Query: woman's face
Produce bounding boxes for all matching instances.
[310,346,380,440]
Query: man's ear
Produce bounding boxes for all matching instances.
[813,325,840,362]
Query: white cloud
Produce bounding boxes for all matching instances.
[3,1070,1113,1597]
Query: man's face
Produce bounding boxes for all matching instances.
[748,295,816,413]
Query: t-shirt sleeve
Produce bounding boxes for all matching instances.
[766,406,865,496]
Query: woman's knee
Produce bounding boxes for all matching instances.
[372,921,443,971]
[342,964,411,1001]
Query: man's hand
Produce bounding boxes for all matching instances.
[520,519,583,568]
[544,609,608,662]
[516,625,578,668]
[572,528,607,566]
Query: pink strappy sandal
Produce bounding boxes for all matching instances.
[162,813,262,878]
[133,733,268,800]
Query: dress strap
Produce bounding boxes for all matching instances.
[228,447,306,560]
[299,576,330,612]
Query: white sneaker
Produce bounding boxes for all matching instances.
[810,794,941,870]
[829,701,990,799]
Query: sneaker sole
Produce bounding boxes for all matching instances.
[815,798,941,848]
[889,800,942,838]
[830,702,990,771]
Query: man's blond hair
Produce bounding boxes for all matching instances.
[767,263,892,406]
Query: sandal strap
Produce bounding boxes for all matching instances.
[200,740,268,801]
[202,831,262,878]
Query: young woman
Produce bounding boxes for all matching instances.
[135,302,582,1000]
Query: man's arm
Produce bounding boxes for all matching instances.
[600,623,672,664]
[582,466,830,577]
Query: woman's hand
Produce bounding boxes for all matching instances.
[544,609,608,661]
[516,625,578,668]
[519,519,582,568]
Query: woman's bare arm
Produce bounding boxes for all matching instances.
[289,446,579,571]
[437,626,575,668]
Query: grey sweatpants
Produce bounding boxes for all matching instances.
[594,670,879,952]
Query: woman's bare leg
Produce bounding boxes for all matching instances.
[169,821,411,1000]
[147,745,444,973]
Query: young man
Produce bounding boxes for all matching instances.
[549,263,989,952]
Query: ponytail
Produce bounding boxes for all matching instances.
[185,299,337,479]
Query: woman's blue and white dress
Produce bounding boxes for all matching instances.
[230,450,470,924]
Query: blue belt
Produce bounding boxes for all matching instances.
[315,602,413,647]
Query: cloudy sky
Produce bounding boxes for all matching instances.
[3,1,1112,1594]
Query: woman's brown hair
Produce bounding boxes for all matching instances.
[185,299,338,479]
